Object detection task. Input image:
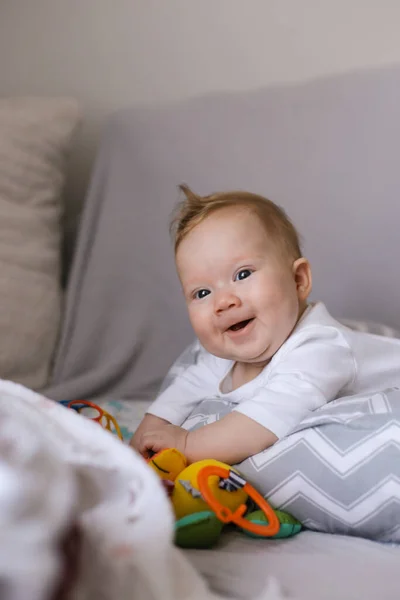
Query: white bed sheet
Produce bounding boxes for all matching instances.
[186,529,400,599]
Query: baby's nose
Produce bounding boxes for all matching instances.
[214,291,241,313]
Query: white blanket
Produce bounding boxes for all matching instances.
[0,380,284,600]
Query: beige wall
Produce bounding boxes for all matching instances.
[2,0,400,223]
[2,0,400,109]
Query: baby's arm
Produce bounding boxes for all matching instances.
[133,412,277,463]
[185,412,277,464]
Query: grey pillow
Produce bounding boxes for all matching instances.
[183,390,400,543]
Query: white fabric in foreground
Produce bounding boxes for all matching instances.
[0,379,285,600]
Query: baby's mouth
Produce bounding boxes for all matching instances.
[228,318,254,332]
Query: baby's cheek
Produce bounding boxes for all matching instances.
[255,284,283,308]
[191,318,220,355]
[188,307,209,338]
[280,296,301,335]
[265,286,298,328]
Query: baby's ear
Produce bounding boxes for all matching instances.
[292,258,312,301]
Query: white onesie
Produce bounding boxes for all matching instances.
[147,302,400,438]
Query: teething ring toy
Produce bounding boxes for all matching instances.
[67,399,103,422]
[197,464,280,537]
[66,400,123,440]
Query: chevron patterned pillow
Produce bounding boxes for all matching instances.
[238,388,400,542]
[182,390,400,543]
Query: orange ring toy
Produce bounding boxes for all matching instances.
[66,400,123,441]
[197,464,280,537]
[67,400,103,422]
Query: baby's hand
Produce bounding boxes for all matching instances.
[130,414,170,453]
[137,424,189,458]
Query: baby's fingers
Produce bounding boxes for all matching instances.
[138,431,167,457]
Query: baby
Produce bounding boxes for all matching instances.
[131,185,400,465]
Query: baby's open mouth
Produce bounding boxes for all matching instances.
[228,318,254,332]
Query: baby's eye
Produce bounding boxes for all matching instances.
[235,269,253,281]
[194,289,210,300]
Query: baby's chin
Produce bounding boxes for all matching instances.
[213,347,274,364]
[233,353,272,366]
[199,337,274,364]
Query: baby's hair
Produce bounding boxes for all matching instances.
[171,184,302,261]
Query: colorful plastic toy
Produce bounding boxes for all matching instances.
[147,448,302,548]
[59,399,123,440]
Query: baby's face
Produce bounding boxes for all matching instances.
[176,207,307,367]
